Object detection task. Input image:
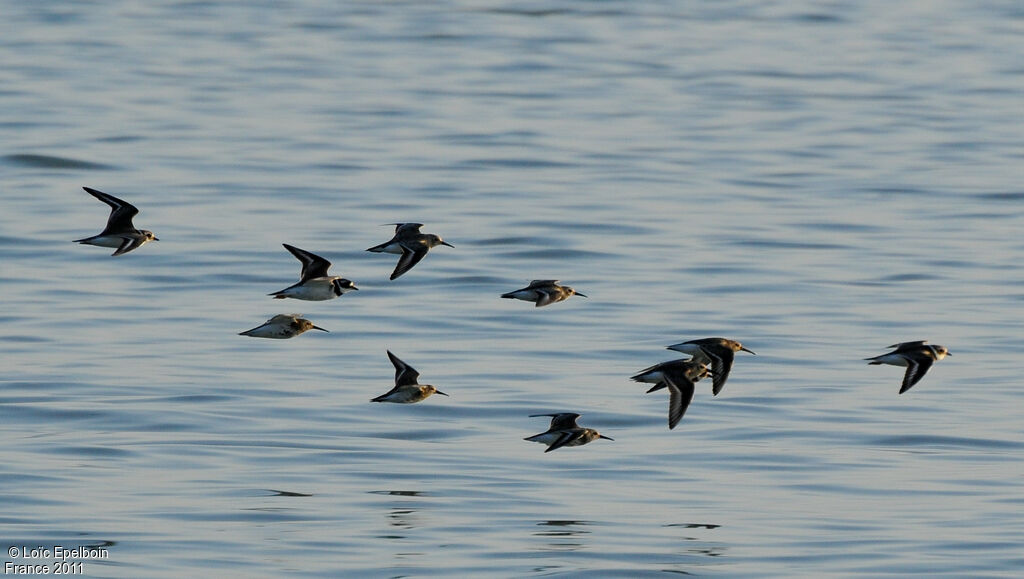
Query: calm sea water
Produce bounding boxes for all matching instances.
[2,1,1023,577]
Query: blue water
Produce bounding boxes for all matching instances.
[2,1,1023,577]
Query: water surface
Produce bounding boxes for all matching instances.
[1,1,1023,577]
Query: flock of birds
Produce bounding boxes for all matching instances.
[74,186,953,451]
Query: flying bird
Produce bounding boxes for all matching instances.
[865,340,951,394]
[501,280,587,307]
[371,350,449,403]
[366,223,453,280]
[269,244,358,301]
[239,314,328,339]
[667,337,755,396]
[524,413,613,452]
[74,186,158,256]
[631,359,711,429]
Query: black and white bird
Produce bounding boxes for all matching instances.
[631,359,711,429]
[524,413,613,452]
[74,187,158,256]
[667,337,755,396]
[366,223,453,280]
[371,351,448,403]
[269,244,358,301]
[501,280,587,307]
[239,314,329,339]
[865,341,951,394]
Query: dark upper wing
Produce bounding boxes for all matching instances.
[391,246,429,280]
[395,223,424,235]
[283,244,332,281]
[890,340,929,351]
[545,429,585,452]
[111,236,145,256]
[899,357,933,394]
[666,372,697,429]
[705,347,736,396]
[534,288,559,307]
[84,187,138,234]
[634,359,689,393]
[528,413,581,430]
[387,350,420,386]
[548,413,581,430]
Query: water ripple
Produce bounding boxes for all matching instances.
[3,153,115,170]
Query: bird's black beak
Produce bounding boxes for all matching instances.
[312,326,329,333]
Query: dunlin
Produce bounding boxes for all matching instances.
[371,350,448,403]
[631,359,710,429]
[501,280,587,307]
[239,314,328,339]
[74,187,158,256]
[269,244,358,301]
[524,413,613,452]
[865,340,951,394]
[366,223,453,280]
[667,337,755,396]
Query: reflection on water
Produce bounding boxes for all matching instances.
[368,490,425,497]
[532,519,591,552]
[384,508,420,532]
[665,523,728,560]
[266,489,313,497]
[2,153,115,170]
[534,519,592,537]
[369,490,428,539]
